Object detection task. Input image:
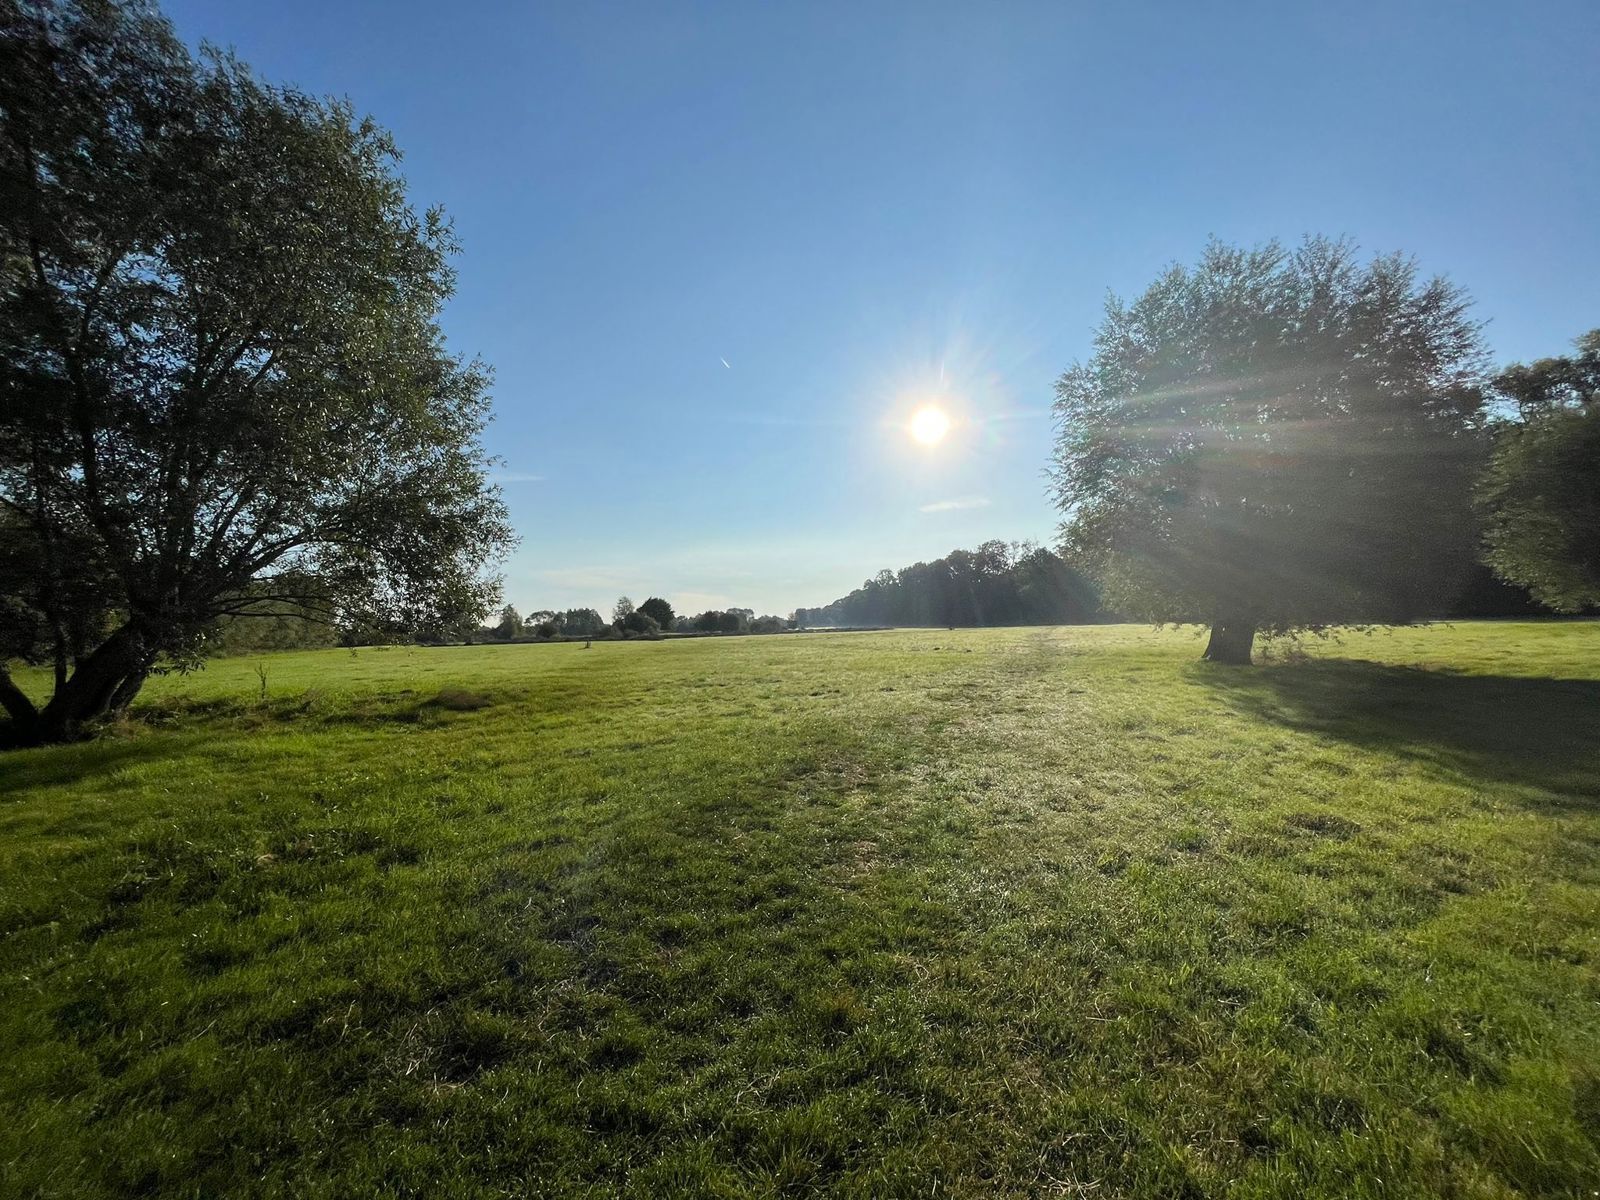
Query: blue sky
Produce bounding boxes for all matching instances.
[166,1,1598,618]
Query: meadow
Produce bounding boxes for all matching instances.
[2,623,1597,1198]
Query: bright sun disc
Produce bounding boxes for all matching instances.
[910,406,951,446]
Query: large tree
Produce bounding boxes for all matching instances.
[1477,330,1600,612]
[0,0,513,743]
[1050,237,1488,663]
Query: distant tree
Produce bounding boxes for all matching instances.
[523,609,559,639]
[638,596,675,630]
[612,596,635,624]
[1491,330,1600,417]
[1050,237,1488,664]
[560,608,604,636]
[800,542,1100,628]
[1013,546,1101,624]
[410,588,495,644]
[494,605,524,640]
[0,0,512,742]
[1478,331,1600,612]
[620,610,659,636]
[693,610,722,632]
[717,610,744,633]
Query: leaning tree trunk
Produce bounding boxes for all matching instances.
[1202,617,1256,665]
[0,670,37,735]
[4,626,154,745]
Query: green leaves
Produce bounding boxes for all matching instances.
[1478,334,1600,613]
[1050,236,1491,643]
[1,0,513,736]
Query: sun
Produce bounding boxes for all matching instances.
[909,405,952,446]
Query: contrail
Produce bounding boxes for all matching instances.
[720,357,731,369]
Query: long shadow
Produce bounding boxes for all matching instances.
[1197,660,1600,809]
[0,731,205,797]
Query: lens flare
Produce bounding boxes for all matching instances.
[910,406,952,446]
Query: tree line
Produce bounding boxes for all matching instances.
[481,597,794,642]
[796,542,1099,628]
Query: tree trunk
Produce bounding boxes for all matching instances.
[23,626,151,744]
[2,630,157,748]
[0,668,39,727]
[107,659,154,715]
[1202,617,1256,665]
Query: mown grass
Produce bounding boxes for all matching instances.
[2,622,1598,1198]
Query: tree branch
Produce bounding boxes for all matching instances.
[0,666,40,725]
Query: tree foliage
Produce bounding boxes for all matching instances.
[1478,330,1600,612]
[637,596,674,631]
[559,607,605,637]
[798,540,1099,628]
[1050,237,1489,663]
[620,609,659,636]
[0,0,512,741]
[493,605,524,641]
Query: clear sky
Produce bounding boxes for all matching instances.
[165,0,1598,619]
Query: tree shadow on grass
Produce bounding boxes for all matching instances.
[0,731,205,798]
[1197,659,1600,808]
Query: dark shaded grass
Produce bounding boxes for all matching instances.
[1204,660,1600,803]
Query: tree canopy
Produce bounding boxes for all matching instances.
[493,605,525,641]
[797,541,1100,628]
[637,596,674,631]
[0,0,512,741]
[1478,330,1600,612]
[619,609,659,636]
[1050,237,1489,663]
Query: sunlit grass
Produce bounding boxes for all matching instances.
[3,623,1598,1197]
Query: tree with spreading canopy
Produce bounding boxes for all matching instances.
[637,596,674,631]
[1050,237,1489,664]
[559,607,604,636]
[0,0,513,743]
[1477,330,1600,613]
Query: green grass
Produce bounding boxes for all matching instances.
[3,622,1598,1198]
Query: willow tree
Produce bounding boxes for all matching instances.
[0,0,513,743]
[1050,237,1488,664]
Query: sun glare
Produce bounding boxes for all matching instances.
[910,405,952,446]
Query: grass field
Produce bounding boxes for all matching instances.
[2,622,1598,1198]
